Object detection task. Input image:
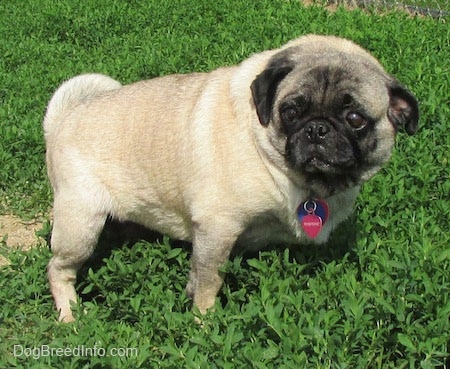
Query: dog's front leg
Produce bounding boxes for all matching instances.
[187,224,239,315]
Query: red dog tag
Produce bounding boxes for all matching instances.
[297,198,329,239]
[301,213,323,239]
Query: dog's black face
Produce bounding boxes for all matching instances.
[279,66,378,195]
[251,50,419,197]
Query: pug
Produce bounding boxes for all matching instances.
[44,35,419,322]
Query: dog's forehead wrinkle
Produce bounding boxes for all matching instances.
[277,62,388,120]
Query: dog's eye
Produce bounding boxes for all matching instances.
[281,107,298,123]
[346,112,366,129]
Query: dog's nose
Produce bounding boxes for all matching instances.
[304,121,331,143]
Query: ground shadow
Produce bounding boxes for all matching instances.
[75,217,190,303]
[73,212,359,306]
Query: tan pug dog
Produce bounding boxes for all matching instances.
[44,35,418,322]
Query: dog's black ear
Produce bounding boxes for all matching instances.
[387,80,419,135]
[251,58,293,126]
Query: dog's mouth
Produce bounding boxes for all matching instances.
[286,124,358,173]
[287,144,360,197]
[298,146,357,175]
[302,156,337,174]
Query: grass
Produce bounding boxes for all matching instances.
[0,0,449,368]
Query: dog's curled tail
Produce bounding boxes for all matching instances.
[43,73,122,137]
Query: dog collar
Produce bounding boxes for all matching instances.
[297,198,329,239]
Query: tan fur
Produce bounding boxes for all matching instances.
[44,35,408,322]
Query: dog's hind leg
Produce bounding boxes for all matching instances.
[47,196,107,322]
